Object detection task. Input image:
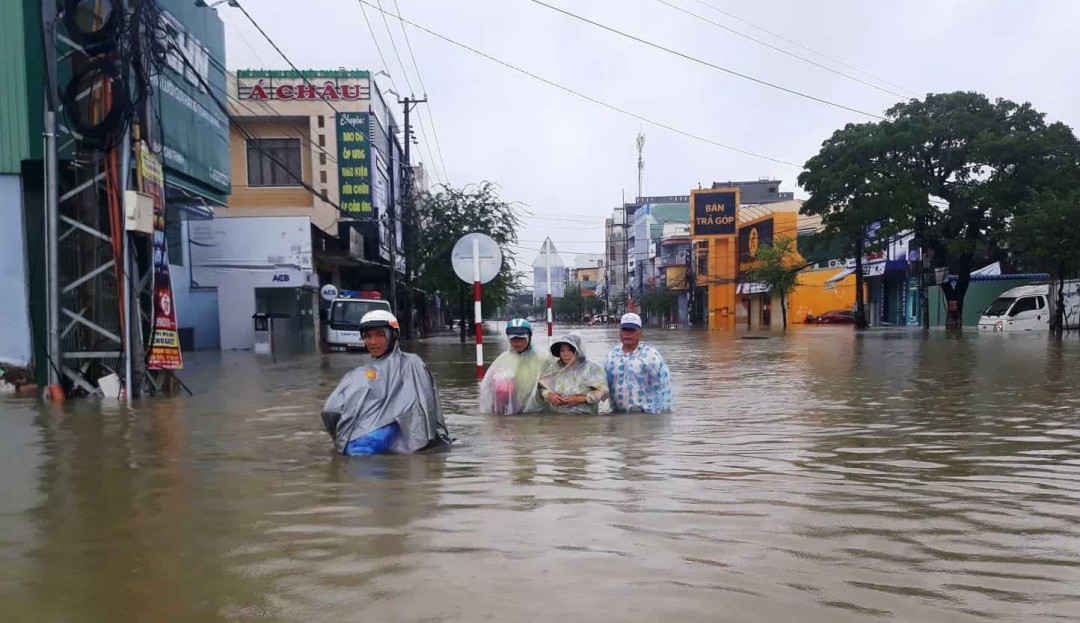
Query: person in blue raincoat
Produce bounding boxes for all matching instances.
[479,318,548,414]
[321,310,451,455]
[605,313,672,414]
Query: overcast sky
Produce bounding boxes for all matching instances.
[217,0,1080,270]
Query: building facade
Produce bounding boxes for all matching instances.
[603,206,628,314]
[180,69,406,351]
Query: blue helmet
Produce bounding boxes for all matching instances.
[506,318,532,338]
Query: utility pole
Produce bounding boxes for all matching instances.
[396,95,427,339]
[636,132,645,201]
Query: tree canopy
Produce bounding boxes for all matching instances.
[800,91,1080,330]
[407,182,523,334]
[746,236,801,329]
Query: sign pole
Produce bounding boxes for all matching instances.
[451,233,501,381]
[473,237,483,380]
[545,246,553,345]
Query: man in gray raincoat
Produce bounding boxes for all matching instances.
[322,310,451,455]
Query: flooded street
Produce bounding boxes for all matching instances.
[3,327,1080,622]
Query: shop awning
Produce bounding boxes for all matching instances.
[824,267,854,290]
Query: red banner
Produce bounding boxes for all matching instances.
[139,142,183,370]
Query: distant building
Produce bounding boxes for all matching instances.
[604,206,628,313]
[532,238,567,303]
[710,179,793,204]
[627,197,690,305]
[570,254,603,297]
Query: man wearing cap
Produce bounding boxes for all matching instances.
[479,318,548,415]
[605,313,672,414]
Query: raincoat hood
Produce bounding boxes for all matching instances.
[549,333,587,361]
[539,333,609,414]
[321,344,451,454]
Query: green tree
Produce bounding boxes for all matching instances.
[883,92,1077,329]
[802,92,1078,331]
[408,182,522,341]
[799,122,913,329]
[554,284,585,321]
[1009,189,1080,336]
[639,287,678,324]
[746,236,801,330]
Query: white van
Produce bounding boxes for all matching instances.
[325,297,392,351]
[977,285,1049,332]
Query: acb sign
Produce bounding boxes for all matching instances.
[691,189,738,236]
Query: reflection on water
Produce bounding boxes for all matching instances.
[2,328,1080,621]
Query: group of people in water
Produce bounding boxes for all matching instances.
[321,311,672,455]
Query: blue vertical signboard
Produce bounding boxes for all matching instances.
[336,112,373,219]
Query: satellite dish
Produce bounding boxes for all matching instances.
[452,233,503,284]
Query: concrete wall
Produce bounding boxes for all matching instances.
[169,220,220,350]
[0,175,31,365]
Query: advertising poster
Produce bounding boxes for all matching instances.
[690,190,738,236]
[739,218,774,264]
[336,112,374,218]
[140,142,184,370]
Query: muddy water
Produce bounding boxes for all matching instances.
[2,327,1080,621]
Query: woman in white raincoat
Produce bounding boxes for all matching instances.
[478,318,548,414]
[538,333,609,415]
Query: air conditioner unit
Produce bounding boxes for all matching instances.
[123,190,154,234]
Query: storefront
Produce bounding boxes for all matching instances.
[189,216,318,351]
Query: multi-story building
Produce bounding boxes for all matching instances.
[187,69,406,351]
[570,254,603,297]
[626,196,690,308]
[603,207,628,314]
[4,0,230,384]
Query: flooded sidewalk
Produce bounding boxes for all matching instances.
[2,327,1080,621]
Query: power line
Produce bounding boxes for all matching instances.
[358,0,395,87]
[689,0,912,96]
[654,0,908,99]
[391,0,451,184]
[167,41,351,216]
[231,1,368,138]
[528,0,884,120]
[361,0,444,185]
[355,0,800,168]
[376,0,415,95]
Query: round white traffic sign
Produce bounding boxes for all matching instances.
[451,233,503,284]
[320,284,339,301]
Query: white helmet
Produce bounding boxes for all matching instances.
[359,309,399,333]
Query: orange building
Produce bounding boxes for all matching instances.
[691,191,856,330]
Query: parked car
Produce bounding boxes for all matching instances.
[812,309,856,324]
[975,284,1076,332]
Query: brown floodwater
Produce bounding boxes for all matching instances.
[2,326,1080,622]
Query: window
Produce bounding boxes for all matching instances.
[1009,297,1038,316]
[319,170,327,184]
[165,206,183,266]
[317,115,325,128]
[319,152,326,165]
[984,297,1014,316]
[246,138,302,187]
[318,134,325,147]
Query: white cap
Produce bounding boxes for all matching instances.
[620,312,642,329]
